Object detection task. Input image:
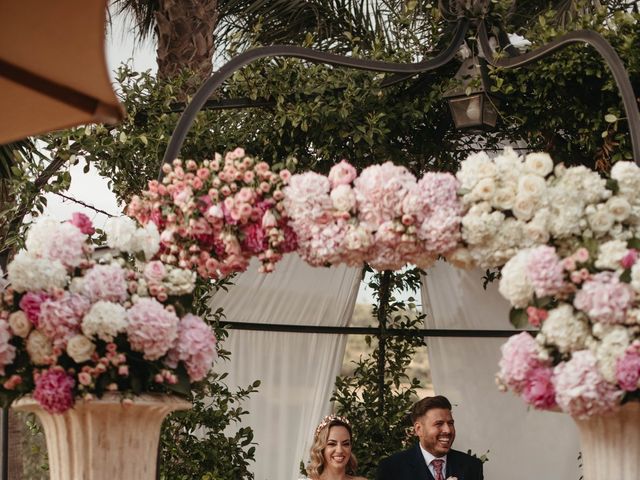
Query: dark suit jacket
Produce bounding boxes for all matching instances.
[376,443,483,480]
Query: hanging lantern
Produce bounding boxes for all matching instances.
[443,57,498,129]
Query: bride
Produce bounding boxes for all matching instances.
[303,414,368,480]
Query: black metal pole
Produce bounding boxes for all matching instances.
[1,407,7,480]
[376,271,393,417]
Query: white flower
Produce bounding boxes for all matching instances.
[630,263,640,293]
[507,33,531,51]
[26,330,53,365]
[541,304,590,353]
[594,326,630,383]
[24,217,61,255]
[82,301,128,342]
[7,251,68,292]
[66,334,96,363]
[164,267,197,296]
[512,194,535,221]
[587,204,615,237]
[491,185,516,211]
[611,161,640,201]
[8,311,32,338]
[606,196,631,222]
[518,174,546,200]
[104,216,138,252]
[524,152,553,177]
[595,240,628,271]
[132,223,160,259]
[469,177,496,202]
[498,249,534,308]
[462,210,505,247]
[457,151,494,190]
[330,184,356,212]
[522,208,550,247]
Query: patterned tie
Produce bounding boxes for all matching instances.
[432,458,445,480]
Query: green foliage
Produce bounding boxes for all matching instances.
[331,267,426,478]
[159,276,258,480]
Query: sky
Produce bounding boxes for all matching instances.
[42,12,156,229]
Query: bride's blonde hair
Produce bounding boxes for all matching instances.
[306,415,358,478]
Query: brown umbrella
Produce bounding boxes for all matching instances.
[0,0,124,144]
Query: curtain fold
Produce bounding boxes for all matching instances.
[421,260,581,480]
[209,254,361,480]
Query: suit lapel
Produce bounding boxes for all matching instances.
[410,443,435,480]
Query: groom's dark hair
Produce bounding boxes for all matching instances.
[410,395,453,423]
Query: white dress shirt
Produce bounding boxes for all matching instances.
[419,444,448,479]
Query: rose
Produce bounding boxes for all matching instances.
[66,335,96,363]
[26,330,53,365]
[8,311,32,337]
[144,261,167,284]
[524,152,553,177]
[328,160,357,187]
[330,184,356,212]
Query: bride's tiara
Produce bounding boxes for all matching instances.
[314,414,351,438]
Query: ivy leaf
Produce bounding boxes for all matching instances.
[605,113,618,123]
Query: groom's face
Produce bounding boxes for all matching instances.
[414,407,456,457]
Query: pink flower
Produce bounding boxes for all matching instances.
[0,320,16,375]
[526,306,548,328]
[328,160,357,188]
[19,292,50,327]
[143,261,166,284]
[82,264,128,303]
[165,314,217,381]
[70,212,95,235]
[498,332,545,394]
[573,272,634,324]
[522,367,557,409]
[616,344,640,391]
[621,249,638,269]
[46,223,87,268]
[552,350,622,418]
[39,293,89,348]
[574,248,590,263]
[527,246,566,297]
[33,368,76,414]
[241,224,266,254]
[126,298,179,360]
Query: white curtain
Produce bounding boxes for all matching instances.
[209,254,361,480]
[421,260,581,480]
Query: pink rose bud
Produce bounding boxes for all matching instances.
[70,212,95,235]
[621,249,638,269]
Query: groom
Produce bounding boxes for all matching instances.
[376,395,483,480]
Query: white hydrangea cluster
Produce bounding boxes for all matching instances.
[592,325,630,383]
[81,301,128,342]
[7,251,68,292]
[459,151,640,269]
[595,240,628,271]
[498,248,534,308]
[458,148,553,268]
[163,267,196,296]
[104,217,160,260]
[540,304,590,354]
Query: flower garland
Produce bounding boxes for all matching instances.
[128,148,297,280]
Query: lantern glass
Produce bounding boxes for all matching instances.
[446,93,498,129]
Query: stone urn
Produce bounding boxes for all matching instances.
[573,401,640,480]
[13,393,191,480]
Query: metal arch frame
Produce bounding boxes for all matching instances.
[476,21,640,162]
[161,17,640,168]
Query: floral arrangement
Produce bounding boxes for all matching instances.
[495,161,640,418]
[451,147,635,269]
[127,148,298,280]
[0,213,217,414]
[284,160,462,271]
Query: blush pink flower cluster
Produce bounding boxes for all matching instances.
[499,237,640,417]
[127,149,297,280]
[33,368,76,414]
[284,160,462,270]
[126,298,179,361]
[165,314,217,382]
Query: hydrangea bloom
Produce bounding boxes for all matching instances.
[7,252,67,293]
[552,350,622,418]
[574,272,634,324]
[81,301,128,342]
[38,293,90,348]
[497,332,545,394]
[82,264,128,303]
[527,246,565,298]
[33,368,76,414]
[126,298,179,360]
[616,343,640,391]
[165,314,217,382]
[522,367,557,410]
[498,249,534,308]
